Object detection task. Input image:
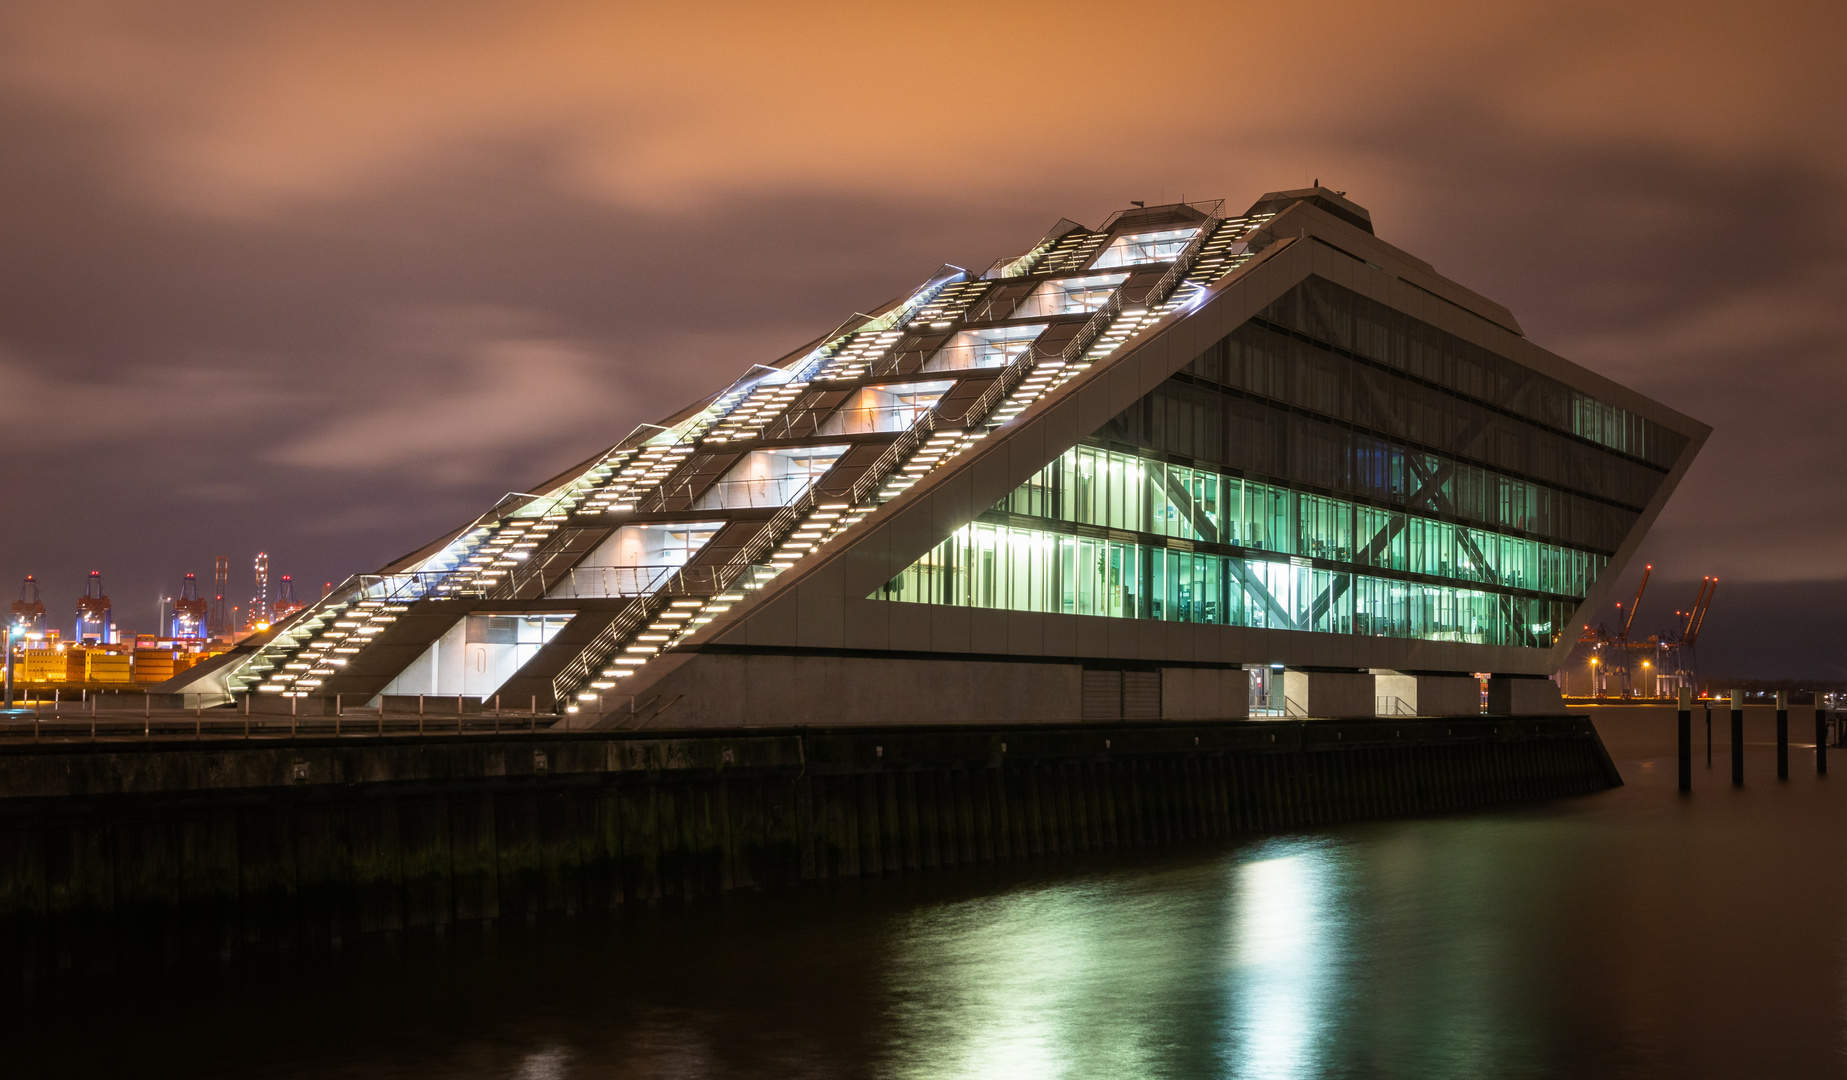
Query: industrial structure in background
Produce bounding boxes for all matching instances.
[170,573,209,641]
[211,555,229,638]
[74,572,114,644]
[3,550,311,694]
[1567,566,1718,698]
[250,552,271,631]
[4,567,234,690]
[272,575,303,621]
[9,576,45,636]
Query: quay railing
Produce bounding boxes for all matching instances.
[0,693,564,743]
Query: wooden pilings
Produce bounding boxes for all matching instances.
[1819,697,1830,776]
[0,716,1618,981]
[1678,687,1692,792]
[1732,690,1745,786]
[1777,691,1789,780]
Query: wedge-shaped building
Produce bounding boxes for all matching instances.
[205,188,1707,725]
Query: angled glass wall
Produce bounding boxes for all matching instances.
[874,276,1668,650]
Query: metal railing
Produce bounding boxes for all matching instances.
[542,565,719,599]
[0,696,563,743]
[542,236,1248,710]
[1376,695,1417,717]
[549,593,660,705]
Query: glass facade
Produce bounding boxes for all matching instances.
[875,276,1670,651]
[877,520,1575,647]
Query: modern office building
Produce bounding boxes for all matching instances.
[192,187,1707,724]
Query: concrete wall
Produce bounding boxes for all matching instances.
[627,652,1085,728]
[1416,676,1483,717]
[1160,667,1249,719]
[1283,671,1377,718]
[1488,676,1566,716]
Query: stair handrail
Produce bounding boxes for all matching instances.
[1144,209,1224,312]
[550,593,659,706]
[950,215,1223,437]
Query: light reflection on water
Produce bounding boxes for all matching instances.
[879,837,1351,1080]
[11,708,1847,1079]
[1225,843,1338,1079]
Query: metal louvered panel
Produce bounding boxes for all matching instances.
[1123,671,1162,718]
[1081,670,1122,719]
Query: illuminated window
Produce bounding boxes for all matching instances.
[1091,227,1199,269]
[923,325,1048,372]
[819,381,954,434]
[695,445,848,509]
[1010,274,1129,318]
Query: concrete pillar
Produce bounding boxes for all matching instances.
[1282,670,1375,718]
[1372,671,1417,716]
[1487,675,1566,715]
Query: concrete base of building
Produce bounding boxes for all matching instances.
[0,714,1620,980]
[1283,670,1377,717]
[1414,676,1484,717]
[598,651,1263,728]
[1488,675,1567,715]
[1159,667,1250,719]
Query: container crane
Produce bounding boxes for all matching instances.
[272,574,303,620]
[171,573,209,641]
[76,571,114,644]
[10,575,45,635]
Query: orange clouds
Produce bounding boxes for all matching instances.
[5,0,1838,218]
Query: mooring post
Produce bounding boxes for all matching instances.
[1776,690,1789,780]
[1678,686,1692,792]
[1731,689,1745,786]
[1818,693,1829,775]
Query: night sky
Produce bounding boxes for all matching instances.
[3,2,1842,678]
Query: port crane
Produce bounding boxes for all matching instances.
[1575,566,1717,697]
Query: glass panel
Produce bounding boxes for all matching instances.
[695,445,848,509]
[817,380,954,434]
[1009,273,1129,319]
[922,325,1048,372]
[1091,227,1200,269]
